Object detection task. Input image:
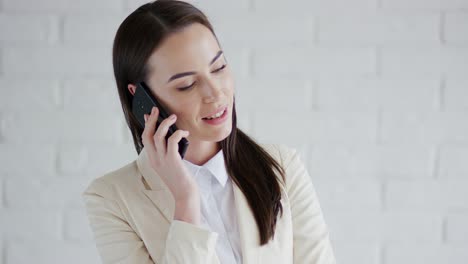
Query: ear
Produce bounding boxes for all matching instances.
[128,83,137,96]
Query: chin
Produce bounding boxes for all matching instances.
[213,125,232,142]
[197,123,232,142]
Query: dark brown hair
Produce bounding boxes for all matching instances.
[112,0,286,245]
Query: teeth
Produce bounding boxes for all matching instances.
[204,109,224,119]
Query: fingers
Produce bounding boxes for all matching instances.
[143,107,181,157]
[153,111,178,154]
[142,107,159,143]
[167,129,190,157]
[142,107,160,163]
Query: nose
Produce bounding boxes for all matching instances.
[201,77,223,103]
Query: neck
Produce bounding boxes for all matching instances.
[182,138,221,166]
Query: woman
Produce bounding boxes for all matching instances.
[82,0,337,263]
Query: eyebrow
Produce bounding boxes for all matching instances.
[167,50,224,83]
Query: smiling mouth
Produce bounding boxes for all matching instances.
[201,106,228,120]
[202,108,227,120]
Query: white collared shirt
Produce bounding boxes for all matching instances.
[182,149,242,264]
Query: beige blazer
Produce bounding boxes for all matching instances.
[82,143,337,264]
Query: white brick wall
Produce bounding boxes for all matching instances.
[1,0,467,263]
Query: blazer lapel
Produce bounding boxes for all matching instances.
[136,146,260,264]
[137,147,175,223]
[232,180,260,263]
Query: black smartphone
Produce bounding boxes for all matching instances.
[131,81,189,159]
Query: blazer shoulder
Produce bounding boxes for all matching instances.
[259,143,297,166]
[82,159,141,199]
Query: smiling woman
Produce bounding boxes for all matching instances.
[82,0,336,264]
[126,21,236,163]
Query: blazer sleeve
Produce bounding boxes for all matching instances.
[280,145,337,264]
[82,178,219,264]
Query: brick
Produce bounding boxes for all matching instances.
[382,0,468,10]
[3,0,123,13]
[438,145,468,178]
[385,244,468,264]
[41,178,94,208]
[446,213,468,243]
[326,212,442,243]
[63,14,126,48]
[4,178,42,208]
[125,0,251,18]
[63,207,95,242]
[331,242,380,264]
[445,12,468,44]
[0,179,3,208]
[364,145,434,179]
[235,77,312,111]
[381,111,468,143]
[178,0,251,19]
[0,78,60,110]
[308,144,434,180]
[125,0,155,10]
[4,177,92,209]
[253,47,376,78]
[316,77,440,111]
[252,111,378,145]
[56,143,136,178]
[56,145,88,176]
[1,110,123,144]
[444,77,468,110]
[62,78,121,112]
[0,143,56,178]
[381,47,468,78]
[6,240,100,264]
[213,14,315,49]
[125,0,152,10]
[253,0,378,15]
[313,179,382,212]
[307,144,361,180]
[318,13,439,45]
[317,78,379,111]
[0,14,56,45]
[0,209,61,240]
[3,47,112,77]
[385,179,468,211]
[377,78,440,111]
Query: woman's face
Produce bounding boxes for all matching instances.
[138,23,235,143]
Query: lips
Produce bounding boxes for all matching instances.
[202,105,227,119]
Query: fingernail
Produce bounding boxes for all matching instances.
[144,114,148,122]
[170,114,176,119]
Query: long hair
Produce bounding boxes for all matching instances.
[112,0,286,245]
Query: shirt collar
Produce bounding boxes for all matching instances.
[182,149,228,188]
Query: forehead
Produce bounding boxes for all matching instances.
[146,23,221,81]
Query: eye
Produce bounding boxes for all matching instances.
[177,82,195,91]
[212,64,227,73]
[176,64,227,91]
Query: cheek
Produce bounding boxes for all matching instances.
[174,102,199,120]
[223,75,235,94]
